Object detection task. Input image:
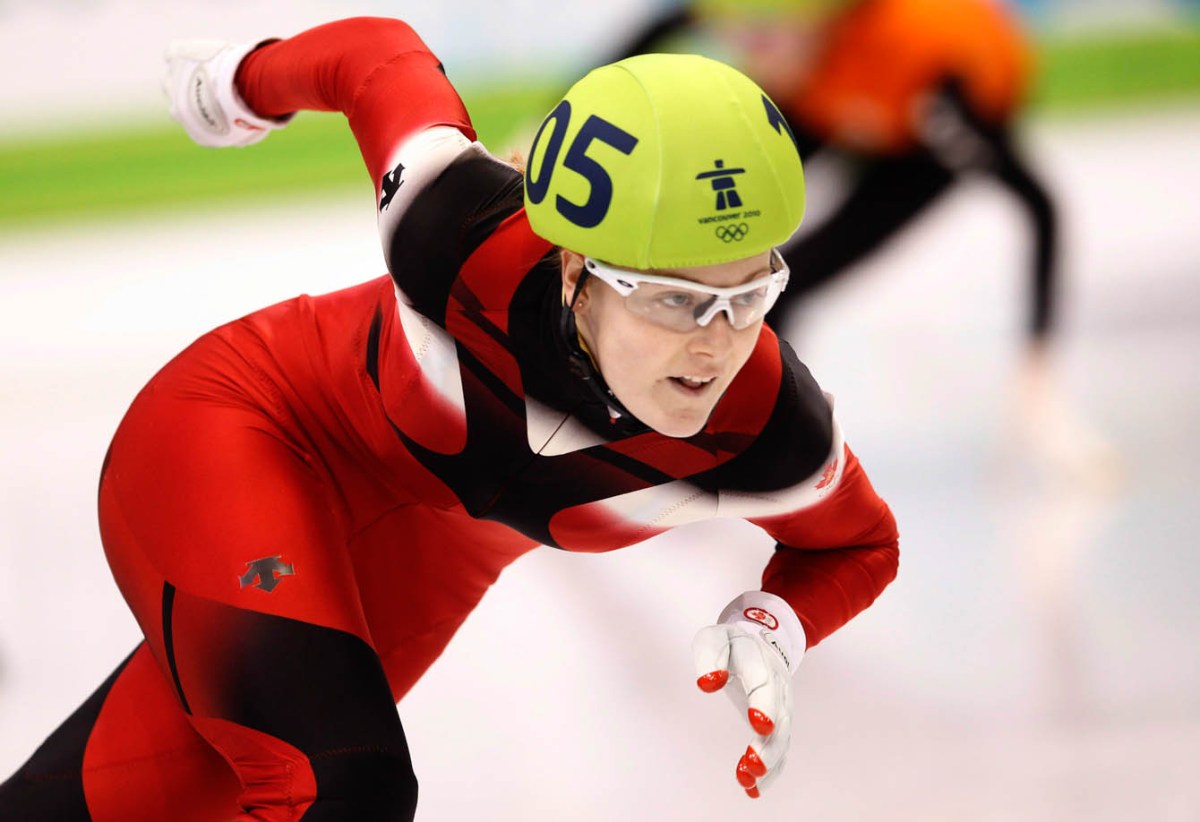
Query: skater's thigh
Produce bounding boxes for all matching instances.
[97,350,414,815]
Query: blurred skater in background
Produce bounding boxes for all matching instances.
[612,0,1118,478]
[616,0,1050,337]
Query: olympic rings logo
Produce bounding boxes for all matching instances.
[715,223,749,242]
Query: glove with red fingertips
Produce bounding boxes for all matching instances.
[162,39,293,148]
[693,591,806,798]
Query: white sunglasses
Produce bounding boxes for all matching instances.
[582,249,789,332]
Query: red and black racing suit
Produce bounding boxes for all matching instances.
[0,18,898,820]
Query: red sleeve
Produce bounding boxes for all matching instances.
[750,446,899,649]
[235,17,476,182]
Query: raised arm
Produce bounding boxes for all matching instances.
[166,17,522,315]
[235,16,475,184]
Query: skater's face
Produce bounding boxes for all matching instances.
[562,249,774,438]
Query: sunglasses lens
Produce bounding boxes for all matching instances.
[623,283,775,331]
[585,255,785,331]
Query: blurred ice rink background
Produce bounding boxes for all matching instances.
[1,1,1198,820]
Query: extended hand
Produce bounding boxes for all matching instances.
[693,592,806,798]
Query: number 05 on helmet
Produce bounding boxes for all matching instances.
[523,54,807,270]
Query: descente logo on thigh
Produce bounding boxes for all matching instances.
[239,555,295,592]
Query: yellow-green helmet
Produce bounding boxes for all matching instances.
[523,53,806,270]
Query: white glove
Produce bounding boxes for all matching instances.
[163,39,292,147]
[693,591,805,798]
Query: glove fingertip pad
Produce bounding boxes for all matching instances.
[743,746,768,777]
[735,760,757,789]
[748,708,775,736]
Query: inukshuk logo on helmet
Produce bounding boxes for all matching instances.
[696,160,744,210]
[695,160,757,242]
